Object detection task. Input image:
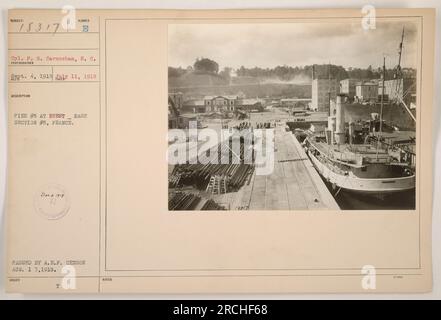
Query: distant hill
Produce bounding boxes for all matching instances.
[169,82,311,100]
[168,71,311,99]
[169,72,228,88]
[168,64,417,90]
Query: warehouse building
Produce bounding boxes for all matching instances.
[379,78,416,105]
[355,81,378,102]
[339,79,358,100]
[203,95,238,112]
[311,78,339,112]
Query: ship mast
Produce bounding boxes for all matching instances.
[328,62,331,116]
[394,27,416,122]
[379,56,385,135]
[375,56,386,159]
[395,27,404,80]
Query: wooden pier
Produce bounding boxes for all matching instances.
[230,126,339,210]
[169,117,340,211]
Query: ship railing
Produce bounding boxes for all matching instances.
[309,141,364,169]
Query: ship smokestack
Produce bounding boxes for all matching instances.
[348,121,354,145]
[327,116,336,144]
[334,94,346,145]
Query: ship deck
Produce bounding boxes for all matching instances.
[308,137,394,166]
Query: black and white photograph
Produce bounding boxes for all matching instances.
[2,4,439,299]
[168,20,418,211]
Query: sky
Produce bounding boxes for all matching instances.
[168,19,419,71]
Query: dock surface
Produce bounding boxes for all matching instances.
[170,113,340,211]
[230,126,339,210]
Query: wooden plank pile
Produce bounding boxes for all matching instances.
[169,163,254,192]
[169,132,255,193]
[168,192,226,211]
[168,192,201,210]
[200,199,226,210]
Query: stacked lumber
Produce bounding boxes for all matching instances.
[169,164,254,192]
[168,192,201,210]
[169,131,255,192]
[200,199,226,210]
[168,192,226,211]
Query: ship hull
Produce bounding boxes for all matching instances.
[307,149,415,195]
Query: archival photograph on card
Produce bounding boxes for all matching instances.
[167,20,419,211]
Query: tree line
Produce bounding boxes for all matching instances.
[169,58,416,81]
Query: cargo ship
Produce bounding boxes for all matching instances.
[303,28,416,198]
[303,94,415,197]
